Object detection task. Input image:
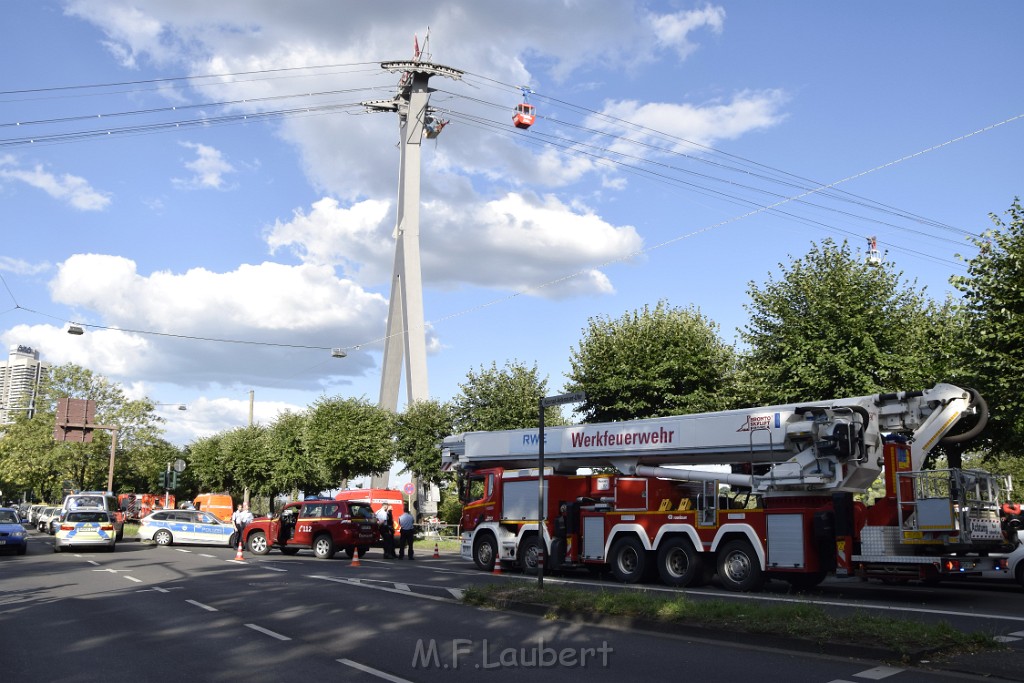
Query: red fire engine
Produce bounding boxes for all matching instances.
[442,383,1018,591]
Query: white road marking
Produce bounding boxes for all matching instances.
[261,566,288,572]
[186,599,218,612]
[92,568,127,573]
[337,658,412,682]
[309,575,460,604]
[87,560,100,566]
[1010,630,1024,637]
[245,623,291,641]
[447,588,464,599]
[124,575,142,583]
[175,548,192,553]
[199,553,216,558]
[153,587,169,593]
[853,665,904,679]
[995,635,1021,643]
[393,583,410,591]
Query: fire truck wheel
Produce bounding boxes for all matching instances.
[716,539,764,592]
[519,536,544,575]
[609,536,648,584]
[313,534,336,559]
[656,537,704,587]
[153,529,173,546]
[247,531,270,555]
[473,534,498,571]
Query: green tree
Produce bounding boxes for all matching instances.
[186,434,233,493]
[266,411,331,497]
[303,396,394,483]
[738,239,951,405]
[221,425,272,497]
[952,199,1024,468]
[566,301,736,422]
[395,399,455,486]
[452,361,565,432]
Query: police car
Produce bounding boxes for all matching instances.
[54,510,117,552]
[139,509,238,547]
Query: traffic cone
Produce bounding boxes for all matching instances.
[492,555,502,575]
[350,549,361,568]
[234,542,245,561]
[433,542,440,559]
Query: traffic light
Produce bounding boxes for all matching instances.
[160,472,170,489]
[170,471,178,490]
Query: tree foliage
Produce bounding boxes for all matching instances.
[566,301,736,422]
[0,363,171,501]
[452,361,565,433]
[265,411,330,496]
[738,239,953,405]
[303,396,394,482]
[953,199,1024,461]
[395,399,455,486]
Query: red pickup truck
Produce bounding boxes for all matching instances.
[242,499,380,559]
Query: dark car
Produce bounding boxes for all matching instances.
[243,499,380,559]
[0,507,29,555]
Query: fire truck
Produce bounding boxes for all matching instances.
[441,383,1020,591]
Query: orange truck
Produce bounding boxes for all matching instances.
[193,493,234,522]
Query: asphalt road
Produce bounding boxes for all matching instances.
[2,528,1023,682]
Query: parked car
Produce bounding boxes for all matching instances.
[37,507,61,534]
[54,510,116,552]
[28,504,46,525]
[243,499,380,559]
[139,509,237,547]
[0,507,28,555]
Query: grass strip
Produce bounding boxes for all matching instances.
[462,583,1001,656]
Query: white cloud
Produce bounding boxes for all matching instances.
[422,192,641,298]
[45,254,395,387]
[0,257,50,276]
[591,91,789,153]
[0,161,111,211]
[266,197,394,284]
[173,142,235,190]
[266,192,641,298]
[649,5,726,60]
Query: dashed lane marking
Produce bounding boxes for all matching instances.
[337,658,411,682]
[175,548,192,553]
[393,583,410,591]
[124,575,142,583]
[186,599,218,612]
[245,623,290,641]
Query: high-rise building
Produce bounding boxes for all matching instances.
[0,345,51,424]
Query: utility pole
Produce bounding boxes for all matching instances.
[363,52,463,490]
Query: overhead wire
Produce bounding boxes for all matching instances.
[2,59,1012,357]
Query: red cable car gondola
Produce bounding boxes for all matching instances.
[513,87,536,129]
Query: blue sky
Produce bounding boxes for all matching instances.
[1,1,1021,452]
